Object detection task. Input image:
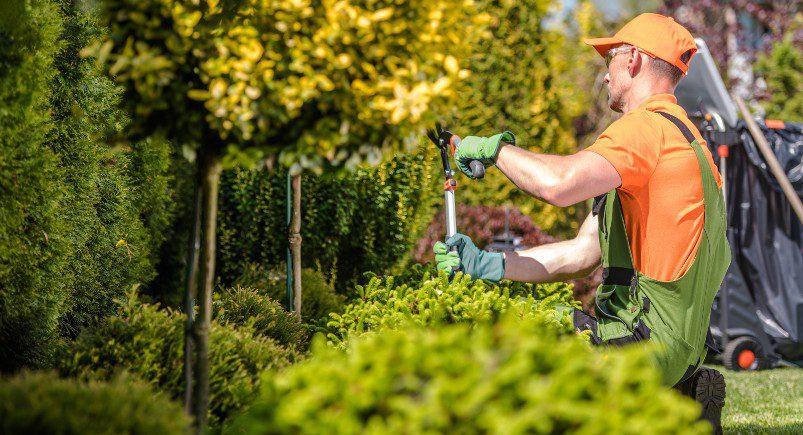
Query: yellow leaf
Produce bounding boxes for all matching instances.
[372,8,393,21]
[444,55,459,74]
[187,89,210,100]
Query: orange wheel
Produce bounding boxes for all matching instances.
[737,349,756,370]
[723,336,765,371]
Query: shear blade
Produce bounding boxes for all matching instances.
[426,128,439,145]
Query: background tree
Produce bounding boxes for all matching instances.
[755,32,802,122]
[660,0,801,107]
[90,0,490,427]
[449,0,604,236]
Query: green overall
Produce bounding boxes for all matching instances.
[594,112,731,386]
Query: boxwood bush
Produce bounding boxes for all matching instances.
[414,206,602,311]
[326,266,577,345]
[0,371,188,434]
[217,149,438,295]
[60,291,297,425]
[229,314,709,434]
[232,264,345,325]
[214,285,309,351]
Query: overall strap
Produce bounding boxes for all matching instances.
[655,111,720,228]
[655,111,696,143]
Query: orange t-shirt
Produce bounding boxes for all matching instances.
[586,93,722,281]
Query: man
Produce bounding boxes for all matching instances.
[434,13,730,433]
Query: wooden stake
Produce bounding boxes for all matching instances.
[290,173,302,317]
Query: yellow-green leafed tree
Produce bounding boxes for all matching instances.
[451,0,601,236]
[89,0,489,427]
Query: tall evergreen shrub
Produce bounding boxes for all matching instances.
[0,0,69,371]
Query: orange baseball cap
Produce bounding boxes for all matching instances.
[583,13,697,74]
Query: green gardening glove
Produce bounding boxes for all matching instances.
[454,131,516,179]
[433,233,505,282]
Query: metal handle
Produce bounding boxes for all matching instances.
[469,160,485,179]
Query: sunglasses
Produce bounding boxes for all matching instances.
[604,45,653,68]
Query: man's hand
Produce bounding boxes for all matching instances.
[454,131,515,178]
[433,234,505,282]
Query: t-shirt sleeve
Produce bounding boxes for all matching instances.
[585,112,662,193]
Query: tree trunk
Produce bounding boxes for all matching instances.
[183,179,203,415]
[192,152,222,430]
[290,173,302,317]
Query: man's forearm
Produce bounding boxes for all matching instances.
[495,143,570,206]
[502,239,599,283]
[502,212,601,283]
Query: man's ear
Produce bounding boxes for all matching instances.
[627,48,642,77]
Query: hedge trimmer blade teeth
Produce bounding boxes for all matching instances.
[426,128,439,146]
[435,121,443,133]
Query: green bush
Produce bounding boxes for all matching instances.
[0,0,70,371]
[215,285,308,351]
[60,291,297,425]
[755,32,802,122]
[233,265,345,325]
[229,315,709,434]
[217,149,438,295]
[0,371,188,434]
[0,0,178,370]
[49,0,176,337]
[326,265,577,345]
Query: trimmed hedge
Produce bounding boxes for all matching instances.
[326,266,577,345]
[0,371,188,434]
[217,149,438,295]
[60,291,297,425]
[232,264,345,325]
[229,315,709,434]
[215,285,309,351]
[414,205,601,311]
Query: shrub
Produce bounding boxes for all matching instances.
[49,0,176,337]
[218,149,439,295]
[1,0,178,371]
[0,0,70,371]
[229,315,709,434]
[414,205,601,310]
[90,0,487,168]
[414,205,558,261]
[0,371,188,434]
[755,32,802,122]
[214,285,309,351]
[60,291,297,425]
[232,265,346,325]
[326,266,577,345]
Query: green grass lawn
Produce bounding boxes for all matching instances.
[717,365,803,434]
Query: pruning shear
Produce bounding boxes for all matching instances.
[426,122,485,274]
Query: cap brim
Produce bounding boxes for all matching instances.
[582,36,623,58]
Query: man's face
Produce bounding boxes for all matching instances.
[603,45,633,113]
